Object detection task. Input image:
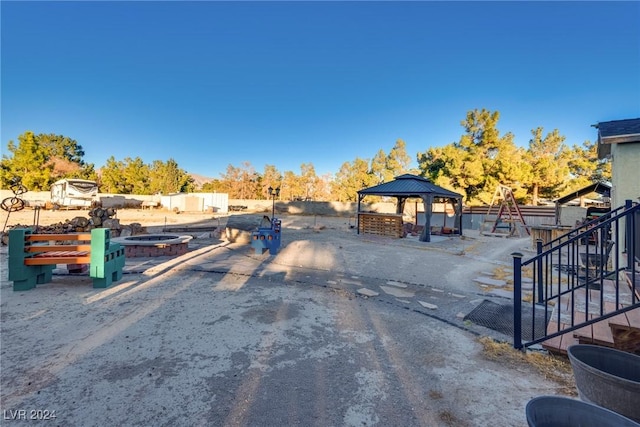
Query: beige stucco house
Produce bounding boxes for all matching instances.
[596,117,640,262]
[597,118,640,208]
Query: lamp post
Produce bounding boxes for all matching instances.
[268,186,280,220]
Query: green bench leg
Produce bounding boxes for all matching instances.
[92,275,112,289]
[11,265,55,291]
[92,262,124,288]
[92,261,120,288]
[37,266,54,284]
[13,277,38,291]
[90,231,125,289]
[91,256,119,288]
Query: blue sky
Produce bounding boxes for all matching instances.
[2,1,639,179]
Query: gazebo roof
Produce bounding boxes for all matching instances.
[358,174,462,199]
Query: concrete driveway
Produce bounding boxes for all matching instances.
[0,215,567,426]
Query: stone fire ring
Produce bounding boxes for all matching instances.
[111,234,194,257]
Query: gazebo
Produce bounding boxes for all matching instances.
[357,174,464,242]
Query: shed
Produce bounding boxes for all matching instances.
[553,181,612,225]
[357,174,464,242]
[554,181,612,206]
[160,192,229,213]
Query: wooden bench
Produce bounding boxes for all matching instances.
[8,228,126,291]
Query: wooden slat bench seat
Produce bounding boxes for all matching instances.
[8,228,126,291]
[26,251,91,265]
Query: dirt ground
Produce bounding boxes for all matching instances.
[0,207,574,426]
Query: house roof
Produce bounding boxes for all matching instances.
[596,118,640,145]
[358,174,462,199]
[555,181,612,205]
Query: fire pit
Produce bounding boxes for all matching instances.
[111,234,193,257]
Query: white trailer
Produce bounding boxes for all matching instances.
[50,178,98,209]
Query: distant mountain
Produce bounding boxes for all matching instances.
[189,173,215,188]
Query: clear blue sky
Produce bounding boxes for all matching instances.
[2,1,639,179]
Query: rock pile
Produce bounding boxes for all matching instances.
[1,207,147,245]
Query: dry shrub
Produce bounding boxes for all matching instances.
[492,266,509,280]
[478,336,577,396]
[522,292,534,303]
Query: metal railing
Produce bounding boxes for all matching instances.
[512,200,639,350]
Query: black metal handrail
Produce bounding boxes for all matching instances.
[512,200,639,350]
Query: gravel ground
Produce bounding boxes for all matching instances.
[0,208,569,427]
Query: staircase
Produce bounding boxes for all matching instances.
[541,274,640,355]
[512,200,640,353]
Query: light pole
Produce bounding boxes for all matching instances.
[268,186,280,220]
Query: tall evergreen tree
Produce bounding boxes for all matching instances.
[370,149,387,184]
[332,157,375,202]
[418,109,527,204]
[386,139,412,179]
[149,159,194,194]
[523,128,570,204]
[1,131,96,190]
[567,140,611,190]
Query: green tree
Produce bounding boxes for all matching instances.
[331,157,374,202]
[418,108,527,204]
[418,144,475,196]
[98,156,125,193]
[38,133,95,179]
[1,131,52,190]
[200,179,224,193]
[370,149,387,184]
[122,157,150,194]
[1,131,96,190]
[567,140,611,191]
[386,139,412,179]
[98,156,151,195]
[148,159,194,194]
[523,128,570,204]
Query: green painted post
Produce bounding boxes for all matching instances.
[9,228,36,291]
[90,228,109,281]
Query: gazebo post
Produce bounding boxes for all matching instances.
[454,197,463,235]
[356,194,362,234]
[420,194,433,242]
[397,197,406,214]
